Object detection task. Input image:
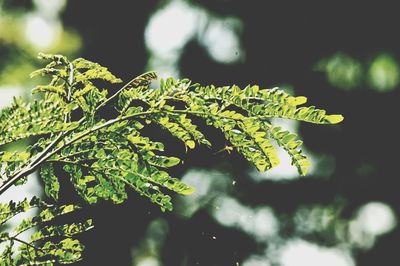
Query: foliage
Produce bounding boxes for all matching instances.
[0,197,92,265]
[0,53,343,264]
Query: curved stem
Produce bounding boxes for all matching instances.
[95,71,157,112]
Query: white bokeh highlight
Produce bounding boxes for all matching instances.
[199,17,242,64]
[279,239,355,266]
[25,0,65,50]
[242,255,271,266]
[25,15,59,49]
[349,202,397,249]
[145,0,243,77]
[136,257,160,266]
[212,196,279,241]
[145,1,197,57]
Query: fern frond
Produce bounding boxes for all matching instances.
[263,103,344,124]
[30,220,93,243]
[0,97,77,147]
[153,113,197,149]
[114,72,158,116]
[172,114,211,147]
[72,58,122,84]
[126,71,158,88]
[24,64,342,207]
[32,85,67,97]
[0,53,343,264]
[268,126,310,175]
[0,198,91,265]
[16,238,86,265]
[55,125,193,210]
[0,197,44,226]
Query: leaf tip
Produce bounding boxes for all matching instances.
[325,114,344,124]
[181,186,195,195]
[185,140,196,149]
[294,96,308,105]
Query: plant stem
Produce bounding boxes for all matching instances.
[0,97,250,195]
[0,110,158,194]
[10,236,44,254]
[95,71,156,112]
[0,63,75,196]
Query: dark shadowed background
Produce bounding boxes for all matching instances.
[1,1,399,265]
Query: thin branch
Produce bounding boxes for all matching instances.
[0,79,254,195]
[0,62,75,196]
[10,236,44,254]
[0,106,250,195]
[95,71,157,112]
[0,204,49,227]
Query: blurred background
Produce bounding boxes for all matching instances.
[1,1,400,265]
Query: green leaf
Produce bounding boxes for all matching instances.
[41,163,60,201]
[149,155,181,168]
[0,197,90,265]
[185,140,196,149]
[0,197,43,225]
[324,114,344,124]
[269,126,310,176]
[0,98,74,146]
[30,219,93,243]
[180,185,195,195]
[153,114,196,149]
[32,85,66,96]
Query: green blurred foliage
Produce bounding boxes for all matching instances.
[367,53,400,92]
[315,53,363,90]
[0,1,81,87]
[316,52,400,93]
